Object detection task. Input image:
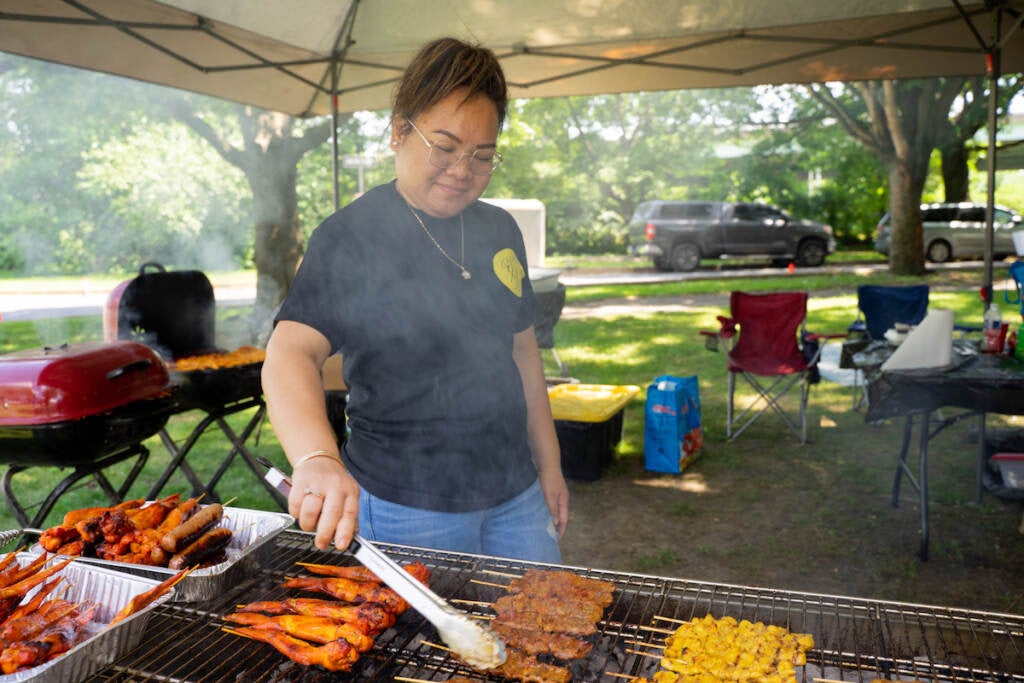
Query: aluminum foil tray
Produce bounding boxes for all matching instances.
[0,552,172,683]
[30,506,293,603]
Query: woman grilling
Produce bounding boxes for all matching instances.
[262,37,568,563]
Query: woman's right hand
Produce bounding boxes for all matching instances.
[289,454,361,550]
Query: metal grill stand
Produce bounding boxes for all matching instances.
[150,395,286,511]
[2,443,150,528]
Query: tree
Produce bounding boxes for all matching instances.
[935,76,1023,202]
[810,79,964,275]
[165,100,334,334]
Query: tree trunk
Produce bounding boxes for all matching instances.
[170,104,332,343]
[247,164,304,342]
[940,145,971,202]
[886,162,926,275]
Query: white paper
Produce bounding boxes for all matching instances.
[881,308,953,371]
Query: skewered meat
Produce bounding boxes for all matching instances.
[280,576,407,614]
[493,647,571,683]
[0,603,97,673]
[224,626,359,672]
[492,593,600,636]
[36,496,231,570]
[234,599,395,635]
[0,558,74,624]
[658,614,814,682]
[59,499,145,528]
[0,600,79,645]
[155,497,200,534]
[490,620,593,660]
[168,527,232,569]
[173,346,266,371]
[124,493,179,529]
[160,502,223,553]
[506,569,615,608]
[296,560,430,584]
[4,576,63,624]
[223,613,374,651]
[0,554,49,590]
[108,567,191,626]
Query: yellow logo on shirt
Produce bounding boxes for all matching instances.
[493,248,525,297]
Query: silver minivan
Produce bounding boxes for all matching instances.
[874,202,1023,262]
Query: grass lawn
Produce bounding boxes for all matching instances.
[1,258,1022,614]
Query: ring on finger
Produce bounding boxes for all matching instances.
[303,487,324,499]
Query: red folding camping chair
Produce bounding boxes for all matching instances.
[702,291,841,444]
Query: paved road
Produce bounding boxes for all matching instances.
[0,259,1003,321]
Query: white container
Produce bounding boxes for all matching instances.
[1012,230,1024,256]
[992,452,1024,489]
[483,198,546,267]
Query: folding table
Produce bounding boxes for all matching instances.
[861,344,1024,559]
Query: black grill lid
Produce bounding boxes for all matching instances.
[104,262,217,360]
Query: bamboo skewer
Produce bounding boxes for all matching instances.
[478,568,522,579]
[652,614,688,625]
[469,578,508,589]
[450,598,491,607]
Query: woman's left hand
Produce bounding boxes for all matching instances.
[538,468,570,539]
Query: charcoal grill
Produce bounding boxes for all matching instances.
[104,263,285,510]
[70,528,1024,682]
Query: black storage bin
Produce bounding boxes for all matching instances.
[555,410,625,481]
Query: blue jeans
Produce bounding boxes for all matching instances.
[358,479,561,563]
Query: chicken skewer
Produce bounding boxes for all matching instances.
[107,566,191,626]
[295,560,430,584]
[233,598,395,635]
[0,558,75,624]
[222,612,374,651]
[280,575,409,614]
[0,603,97,674]
[223,626,360,672]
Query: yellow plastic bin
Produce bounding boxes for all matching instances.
[548,384,641,480]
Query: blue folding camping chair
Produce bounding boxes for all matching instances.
[848,285,930,407]
[854,284,930,341]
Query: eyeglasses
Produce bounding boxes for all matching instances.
[405,118,503,176]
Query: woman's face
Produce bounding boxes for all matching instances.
[392,88,499,219]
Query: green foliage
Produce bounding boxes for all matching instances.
[76,120,251,272]
[2,52,1023,272]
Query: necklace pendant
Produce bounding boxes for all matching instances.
[461,269,472,280]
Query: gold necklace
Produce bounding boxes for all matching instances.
[408,207,471,280]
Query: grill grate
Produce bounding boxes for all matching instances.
[80,530,1024,682]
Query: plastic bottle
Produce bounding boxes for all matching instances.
[983,302,1002,353]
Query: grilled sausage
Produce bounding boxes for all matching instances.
[160,503,223,554]
[168,527,233,570]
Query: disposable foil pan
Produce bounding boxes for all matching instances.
[31,506,293,603]
[0,552,172,683]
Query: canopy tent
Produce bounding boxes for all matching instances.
[1,0,1022,296]
[2,1,1022,117]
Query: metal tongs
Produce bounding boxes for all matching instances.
[259,459,507,670]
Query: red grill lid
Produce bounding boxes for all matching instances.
[0,341,171,425]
